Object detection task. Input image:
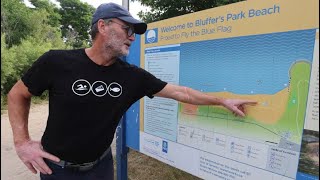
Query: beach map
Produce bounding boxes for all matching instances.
[178,29,314,146]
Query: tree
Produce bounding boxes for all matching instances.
[1,33,16,90]
[26,9,65,48]
[1,0,34,47]
[1,0,63,47]
[29,0,62,28]
[57,0,95,48]
[134,0,245,23]
[1,0,65,103]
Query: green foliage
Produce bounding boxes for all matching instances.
[29,0,62,28]
[1,0,88,109]
[134,0,245,23]
[1,35,59,94]
[27,9,65,48]
[1,33,63,109]
[1,0,65,48]
[1,33,17,109]
[1,0,34,47]
[1,1,66,97]
[57,0,95,48]
[2,0,87,110]
[1,34,16,89]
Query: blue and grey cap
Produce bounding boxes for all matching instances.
[91,3,147,35]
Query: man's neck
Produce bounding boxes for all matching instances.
[85,45,117,66]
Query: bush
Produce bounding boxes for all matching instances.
[1,33,65,108]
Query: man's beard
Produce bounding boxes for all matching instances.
[106,30,129,57]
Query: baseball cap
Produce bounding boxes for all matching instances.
[91,3,147,35]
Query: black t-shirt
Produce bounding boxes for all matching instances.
[22,49,167,163]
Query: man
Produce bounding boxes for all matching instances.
[8,2,256,180]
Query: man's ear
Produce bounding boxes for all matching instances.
[98,19,108,34]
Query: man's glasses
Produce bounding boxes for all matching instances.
[108,20,135,37]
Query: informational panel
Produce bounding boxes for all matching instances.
[296,29,319,180]
[126,0,319,179]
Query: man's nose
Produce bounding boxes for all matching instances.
[128,35,135,41]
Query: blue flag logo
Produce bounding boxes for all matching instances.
[145,28,158,44]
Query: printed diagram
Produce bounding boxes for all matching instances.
[177,30,315,150]
[178,60,310,148]
[179,126,214,146]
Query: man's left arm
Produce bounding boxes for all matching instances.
[154,84,257,117]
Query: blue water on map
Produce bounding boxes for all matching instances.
[180,29,316,95]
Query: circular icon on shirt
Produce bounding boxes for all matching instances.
[92,81,108,97]
[72,79,91,96]
[108,82,122,97]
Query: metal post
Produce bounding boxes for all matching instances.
[122,0,129,10]
[116,115,129,180]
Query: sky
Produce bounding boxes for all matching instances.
[24,0,148,20]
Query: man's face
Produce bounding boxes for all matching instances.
[104,19,135,57]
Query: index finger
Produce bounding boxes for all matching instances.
[241,100,257,105]
[40,151,60,162]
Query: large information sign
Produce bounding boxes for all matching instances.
[125,0,319,179]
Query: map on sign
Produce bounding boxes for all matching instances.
[178,30,314,148]
[173,30,315,177]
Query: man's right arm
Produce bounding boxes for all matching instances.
[8,80,32,146]
[7,80,60,175]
